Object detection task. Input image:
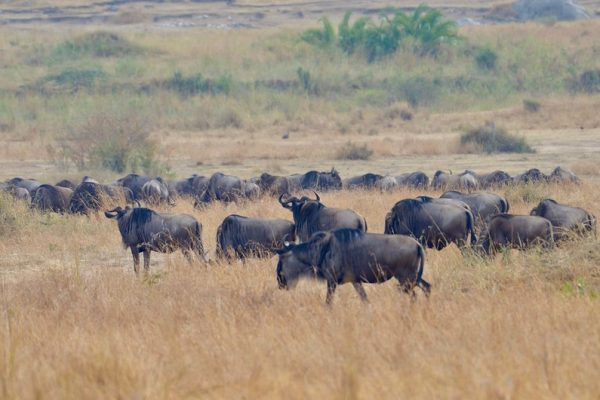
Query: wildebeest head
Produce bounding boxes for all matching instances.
[275,231,330,289]
[104,206,133,220]
[279,191,323,215]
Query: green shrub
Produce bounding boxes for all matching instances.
[43,68,106,89]
[165,72,232,97]
[475,48,498,70]
[300,17,336,47]
[336,142,373,160]
[460,122,534,154]
[398,77,438,108]
[578,69,600,93]
[52,31,144,59]
[338,12,370,54]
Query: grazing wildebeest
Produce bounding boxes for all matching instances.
[530,199,595,239]
[279,192,367,242]
[431,171,478,191]
[69,182,132,215]
[141,177,171,205]
[196,172,244,205]
[377,175,398,192]
[257,173,290,196]
[216,214,295,259]
[31,184,73,213]
[395,171,430,188]
[116,174,152,200]
[7,177,42,194]
[242,181,261,200]
[549,166,579,184]
[288,168,343,192]
[105,206,209,273]
[55,179,77,190]
[169,175,198,197]
[513,168,548,184]
[477,214,553,255]
[0,184,31,203]
[275,229,431,304]
[469,170,512,188]
[191,175,210,202]
[343,173,384,190]
[440,191,510,230]
[384,197,477,250]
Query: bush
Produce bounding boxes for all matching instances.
[460,122,534,154]
[300,17,336,47]
[336,142,373,160]
[165,72,232,97]
[52,31,144,59]
[42,68,106,90]
[523,99,541,112]
[578,70,600,93]
[398,77,438,108]
[475,48,498,70]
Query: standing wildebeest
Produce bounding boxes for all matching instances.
[343,173,384,190]
[530,199,595,239]
[288,168,343,192]
[257,173,290,196]
[384,197,477,250]
[395,171,430,188]
[55,179,77,190]
[440,191,510,230]
[105,206,209,273]
[169,175,198,197]
[275,229,430,304]
[6,177,42,194]
[377,176,398,192]
[116,174,152,200]
[431,171,478,191]
[69,182,132,215]
[549,166,579,184]
[513,168,548,184]
[279,192,367,242]
[468,170,512,188]
[216,215,295,259]
[477,214,553,255]
[0,184,31,203]
[141,177,171,205]
[31,184,73,213]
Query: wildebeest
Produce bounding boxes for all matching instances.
[477,214,553,255]
[115,174,152,200]
[440,191,510,230]
[105,206,209,273]
[31,184,73,213]
[343,173,384,190]
[55,179,77,190]
[191,175,210,201]
[242,181,261,200]
[0,184,31,203]
[196,172,244,204]
[69,181,132,215]
[513,168,548,184]
[431,170,478,191]
[169,175,198,197]
[549,166,579,184]
[395,171,429,188]
[377,175,398,192]
[275,229,431,304]
[141,177,171,205]
[6,177,42,194]
[216,215,295,259]
[288,168,343,192]
[384,197,477,250]
[469,170,512,188]
[530,199,595,239]
[257,173,290,196]
[279,192,367,242]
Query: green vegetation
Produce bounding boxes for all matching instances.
[301,6,459,61]
[475,48,498,70]
[460,122,534,154]
[336,142,373,160]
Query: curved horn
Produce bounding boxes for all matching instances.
[134,199,141,208]
[312,191,320,202]
[278,193,288,205]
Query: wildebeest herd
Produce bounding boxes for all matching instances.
[1,165,595,304]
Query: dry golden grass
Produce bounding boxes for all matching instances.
[1,182,599,398]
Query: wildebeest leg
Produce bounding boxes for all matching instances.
[143,249,151,272]
[352,282,369,303]
[182,249,194,264]
[399,281,417,301]
[325,281,337,305]
[130,245,140,274]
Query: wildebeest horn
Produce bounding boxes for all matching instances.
[312,191,320,202]
[278,193,288,205]
[134,199,141,208]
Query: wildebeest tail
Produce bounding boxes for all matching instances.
[466,210,477,245]
[416,244,431,295]
[215,223,225,258]
[501,197,510,213]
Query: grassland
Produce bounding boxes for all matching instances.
[1,1,600,398]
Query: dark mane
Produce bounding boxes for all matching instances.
[331,228,364,244]
[129,207,156,225]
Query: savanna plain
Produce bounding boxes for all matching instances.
[0,0,600,398]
